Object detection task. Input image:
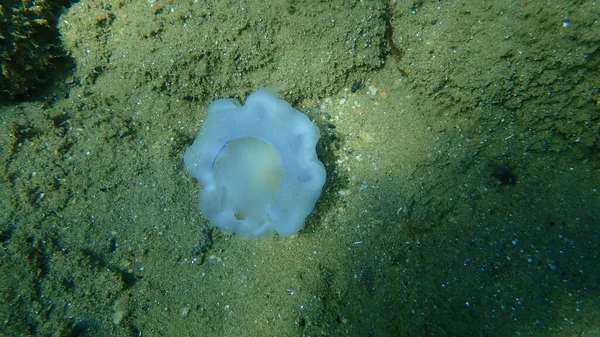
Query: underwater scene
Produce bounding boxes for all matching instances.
[1,0,598,336]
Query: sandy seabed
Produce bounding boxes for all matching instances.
[1,1,599,336]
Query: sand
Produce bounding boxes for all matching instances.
[1,1,599,336]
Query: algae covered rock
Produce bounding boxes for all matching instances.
[0,0,70,101]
